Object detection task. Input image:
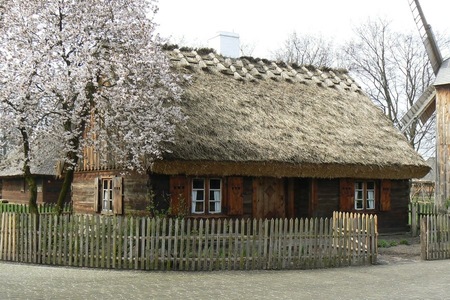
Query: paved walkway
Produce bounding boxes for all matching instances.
[1,260,449,299]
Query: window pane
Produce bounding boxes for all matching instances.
[196,190,204,200]
[367,181,375,190]
[355,199,363,210]
[356,190,363,200]
[355,182,363,189]
[210,202,216,212]
[210,179,221,190]
[367,190,374,200]
[210,190,215,200]
[102,179,113,211]
[193,179,204,189]
[195,202,203,212]
[367,199,375,209]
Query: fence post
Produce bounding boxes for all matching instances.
[411,202,418,237]
[420,216,427,260]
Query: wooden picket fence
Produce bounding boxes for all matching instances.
[409,201,437,236]
[420,214,450,260]
[0,212,377,271]
[0,203,71,214]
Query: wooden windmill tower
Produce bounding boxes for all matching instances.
[401,0,450,212]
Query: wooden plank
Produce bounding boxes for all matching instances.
[140,217,146,270]
[166,218,172,270]
[123,217,128,269]
[185,218,191,271]
[161,218,166,270]
[178,218,184,271]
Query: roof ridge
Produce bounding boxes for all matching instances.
[167,48,361,92]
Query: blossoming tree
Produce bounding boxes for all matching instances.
[0,0,184,214]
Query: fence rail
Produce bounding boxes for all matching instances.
[0,212,377,271]
[421,214,450,260]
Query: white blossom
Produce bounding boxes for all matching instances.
[0,0,184,174]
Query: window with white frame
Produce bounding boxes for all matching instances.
[354,181,375,210]
[102,178,113,212]
[191,178,222,214]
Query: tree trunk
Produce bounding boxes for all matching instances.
[24,169,38,214]
[55,167,74,215]
[20,127,38,214]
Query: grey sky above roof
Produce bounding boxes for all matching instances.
[156,0,450,59]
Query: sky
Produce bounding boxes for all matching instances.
[155,0,450,59]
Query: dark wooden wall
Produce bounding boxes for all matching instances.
[377,179,410,232]
[71,172,411,233]
[1,176,66,205]
[315,179,340,218]
[294,178,310,219]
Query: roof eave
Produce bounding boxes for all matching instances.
[151,160,430,180]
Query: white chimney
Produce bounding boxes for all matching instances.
[208,31,240,58]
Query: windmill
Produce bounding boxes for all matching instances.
[400,0,450,212]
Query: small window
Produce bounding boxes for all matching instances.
[354,181,375,211]
[191,178,222,214]
[192,178,205,214]
[102,178,113,212]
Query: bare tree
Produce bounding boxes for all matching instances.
[341,18,436,155]
[272,31,336,67]
[240,42,256,57]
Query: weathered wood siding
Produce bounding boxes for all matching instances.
[435,86,450,212]
[243,177,253,218]
[294,178,310,219]
[1,177,65,205]
[72,171,150,215]
[315,179,340,218]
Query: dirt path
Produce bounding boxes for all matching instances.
[377,233,421,265]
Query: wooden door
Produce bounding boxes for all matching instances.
[252,177,285,219]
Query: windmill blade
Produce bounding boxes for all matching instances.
[409,0,443,75]
[400,85,436,133]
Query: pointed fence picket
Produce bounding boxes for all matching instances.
[421,214,450,260]
[0,212,377,271]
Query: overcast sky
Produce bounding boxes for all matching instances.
[155,0,450,59]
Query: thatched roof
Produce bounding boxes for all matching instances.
[152,49,429,179]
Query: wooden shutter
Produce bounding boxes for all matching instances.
[113,177,123,215]
[228,177,244,215]
[170,176,189,216]
[93,177,100,212]
[340,179,354,211]
[380,180,391,211]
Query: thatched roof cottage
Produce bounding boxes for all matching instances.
[72,48,429,232]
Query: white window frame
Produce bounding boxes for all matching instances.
[191,178,222,214]
[192,178,205,214]
[208,179,222,214]
[354,181,375,211]
[102,178,113,212]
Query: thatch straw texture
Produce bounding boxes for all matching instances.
[152,49,429,179]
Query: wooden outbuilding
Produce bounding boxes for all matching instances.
[72,48,430,232]
[0,159,67,205]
